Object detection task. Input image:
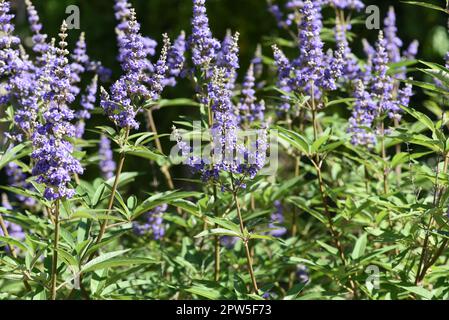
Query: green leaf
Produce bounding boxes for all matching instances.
[284,282,307,300]
[81,249,129,273]
[123,145,167,165]
[0,143,30,170]
[185,286,222,300]
[400,286,434,300]
[351,233,367,260]
[400,106,435,133]
[274,126,311,155]
[132,190,201,218]
[195,228,242,239]
[402,1,448,14]
[316,240,338,255]
[0,236,29,252]
[82,257,156,273]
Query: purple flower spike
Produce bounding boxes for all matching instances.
[269,200,287,237]
[189,0,221,72]
[99,135,116,180]
[31,21,83,200]
[133,204,168,240]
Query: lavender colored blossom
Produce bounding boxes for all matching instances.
[383,7,402,65]
[102,2,171,129]
[238,64,265,124]
[383,7,419,79]
[75,75,98,138]
[348,80,377,147]
[25,0,49,57]
[5,162,36,206]
[132,204,168,240]
[189,0,221,71]
[335,23,360,81]
[31,22,83,200]
[252,44,263,80]
[164,31,186,87]
[0,0,21,77]
[1,1,39,142]
[0,218,25,241]
[217,31,240,88]
[220,236,238,249]
[1,196,25,242]
[70,32,89,97]
[403,40,419,60]
[269,200,287,237]
[115,0,157,73]
[174,67,268,182]
[272,1,343,103]
[268,4,284,28]
[272,45,292,112]
[99,135,116,180]
[371,32,398,119]
[296,264,310,284]
[328,0,364,11]
[397,82,413,109]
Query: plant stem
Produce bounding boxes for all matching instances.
[394,119,402,186]
[51,200,60,300]
[380,121,389,194]
[213,185,220,282]
[310,91,358,298]
[0,214,17,257]
[231,175,258,293]
[0,213,32,291]
[146,108,175,190]
[416,153,449,283]
[94,128,130,248]
[291,156,300,237]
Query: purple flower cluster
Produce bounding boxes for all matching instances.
[217,31,239,88]
[269,200,287,237]
[348,80,377,147]
[174,0,268,184]
[1,0,39,142]
[328,0,364,11]
[238,64,266,124]
[272,0,344,110]
[268,0,363,30]
[220,235,238,249]
[75,75,98,138]
[344,7,417,147]
[25,0,49,58]
[189,0,221,72]
[132,204,168,240]
[101,0,171,130]
[0,211,25,241]
[99,135,116,180]
[335,23,360,82]
[296,264,310,284]
[31,22,83,200]
[349,32,414,146]
[0,194,25,244]
[164,31,187,87]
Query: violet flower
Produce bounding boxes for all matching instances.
[269,200,287,237]
[31,22,83,200]
[99,135,116,180]
[132,204,168,240]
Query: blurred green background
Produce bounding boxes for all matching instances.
[4,0,449,192]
